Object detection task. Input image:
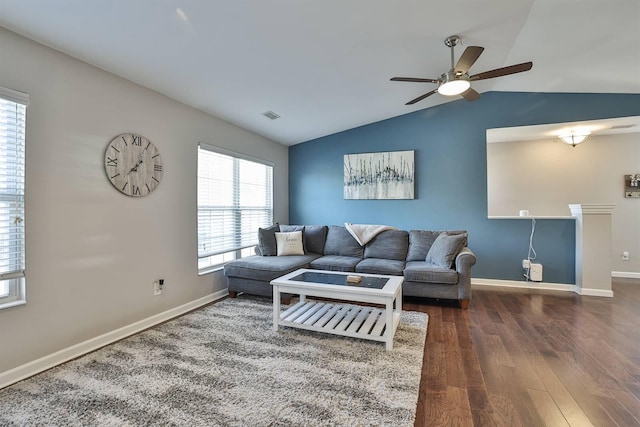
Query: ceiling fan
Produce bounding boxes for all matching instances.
[391,35,533,105]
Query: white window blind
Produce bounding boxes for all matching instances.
[0,87,28,308]
[197,144,273,269]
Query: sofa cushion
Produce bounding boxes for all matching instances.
[280,225,305,233]
[257,223,280,256]
[364,230,408,261]
[303,225,328,254]
[275,231,304,256]
[406,229,468,261]
[224,254,320,282]
[425,232,467,268]
[310,255,361,272]
[355,258,405,276]
[323,226,364,258]
[404,261,459,284]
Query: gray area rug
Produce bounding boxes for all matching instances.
[0,296,428,426]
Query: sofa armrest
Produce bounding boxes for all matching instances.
[455,247,477,273]
[454,247,477,303]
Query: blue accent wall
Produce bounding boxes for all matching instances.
[289,92,640,283]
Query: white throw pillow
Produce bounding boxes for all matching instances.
[275,231,304,256]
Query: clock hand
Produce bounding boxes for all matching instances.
[127,159,144,175]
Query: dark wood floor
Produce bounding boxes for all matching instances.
[406,279,640,427]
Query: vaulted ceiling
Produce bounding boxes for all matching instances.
[1,0,638,145]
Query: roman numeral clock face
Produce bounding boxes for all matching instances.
[104,133,163,197]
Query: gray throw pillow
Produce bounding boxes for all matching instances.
[425,232,467,268]
[258,223,280,256]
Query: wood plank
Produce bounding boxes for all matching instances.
[346,306,371,333]
[303,303,332,325]
[324,305,351,330]
[424,387,473,427]
[370,311,387,336]
[292,302,325,324]
[527,389,570,427]
[486,393,523,427]
[359,309,382,335]
[335,306,360,331]
[279,300,306,319]
[314,304,342,327]
[283,302,315,322]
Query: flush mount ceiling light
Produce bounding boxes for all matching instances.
[556,131,593,147]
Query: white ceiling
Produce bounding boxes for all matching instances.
[1,0,639,146]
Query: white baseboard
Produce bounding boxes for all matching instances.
[612,271,640,279]
[0,289,228,390]
[472,278,613,298]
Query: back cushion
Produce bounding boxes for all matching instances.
[364,230,409,261]
[406,230,441,261]
[304,225,328,254]
[280,225,328,254]
[406,229,468,261]
[323,225,364,258]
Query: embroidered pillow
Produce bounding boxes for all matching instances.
[275,231,304,256]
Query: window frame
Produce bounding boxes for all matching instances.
[197,143,274,274]
[0,86,28,309]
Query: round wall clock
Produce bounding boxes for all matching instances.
[104,133,163,197]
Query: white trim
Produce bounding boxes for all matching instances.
[472,278,613,297]
[198,142,274,167]
[569,203,615,215]
[487,216,575,220]
[579,288,615,297]
[0,86,29,106]
[612,271,640,279]
[0,290,228,390]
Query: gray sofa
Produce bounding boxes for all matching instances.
[223,225,477,308]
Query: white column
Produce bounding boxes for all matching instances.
[569,204,615,297]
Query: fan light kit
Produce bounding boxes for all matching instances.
[556,131,593,147]
[391,35,533,105]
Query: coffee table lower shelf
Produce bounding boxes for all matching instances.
[278,300,401,345]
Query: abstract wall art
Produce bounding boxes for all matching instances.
[344,150,415,199]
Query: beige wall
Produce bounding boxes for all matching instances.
[0,27,289,372]
[488,133,640,274]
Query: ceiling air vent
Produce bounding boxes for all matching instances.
[610,124,636,129]
[262,111,280,120]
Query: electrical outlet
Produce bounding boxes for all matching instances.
[622,251,630,261]
[522,259,531,269]
[153,281,162,296]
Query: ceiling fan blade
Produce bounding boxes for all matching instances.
[391,77,439,83]
[455,46,484,74]
[461,88,480,101]
[470,61,533,81]
[405,89,437,105]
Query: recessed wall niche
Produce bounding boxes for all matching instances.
[486,116,640,218]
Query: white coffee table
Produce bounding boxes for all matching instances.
[271,269,403,350]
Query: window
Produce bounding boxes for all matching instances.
[197,143,273,272]
[0,87,28,309]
